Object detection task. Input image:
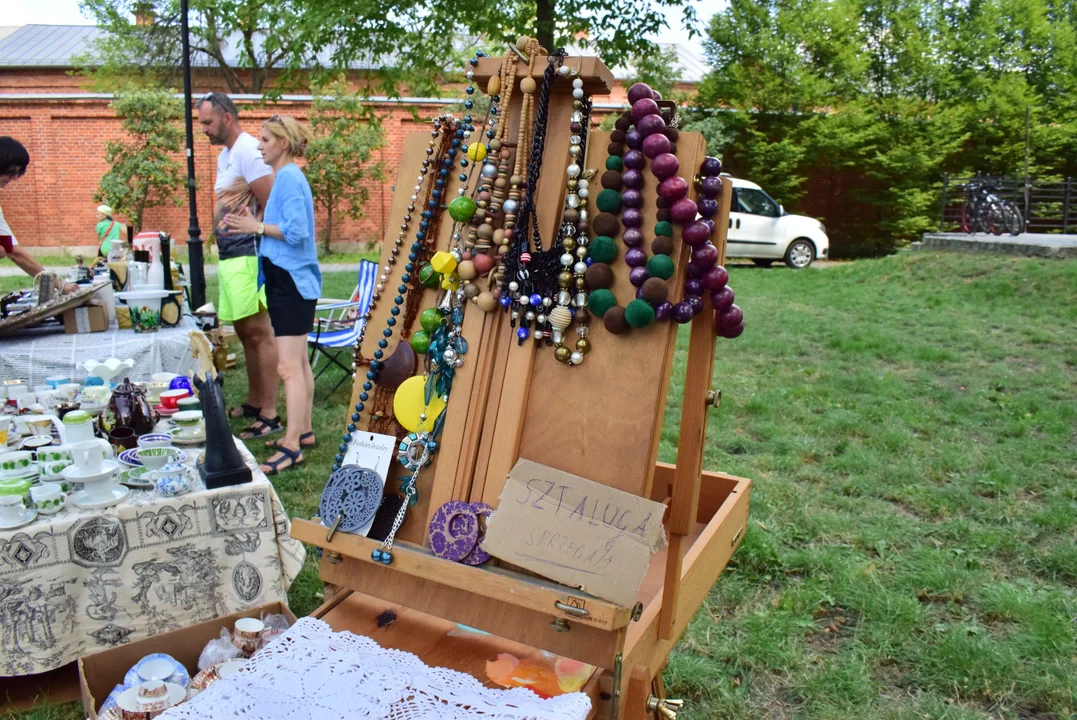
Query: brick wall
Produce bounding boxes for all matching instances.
[0,67,695,252]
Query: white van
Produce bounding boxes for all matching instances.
[723,176,830,268]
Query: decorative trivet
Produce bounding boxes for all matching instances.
[319,465,384,537]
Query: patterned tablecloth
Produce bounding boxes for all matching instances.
[0,315,206,387]
[0,437,306,677]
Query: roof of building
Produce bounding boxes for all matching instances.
[0,24,710,83]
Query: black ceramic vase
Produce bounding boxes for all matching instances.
[194,371,252,488]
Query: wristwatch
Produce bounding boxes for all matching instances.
[256,222,265,236]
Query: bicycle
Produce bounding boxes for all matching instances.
[961,178,1024,236]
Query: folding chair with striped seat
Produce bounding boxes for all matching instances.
[308,259,378,401]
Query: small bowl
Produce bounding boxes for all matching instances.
[172,410,203,429]
[137,433,173,450]
[159,389,190,410]
[136,447,174,470]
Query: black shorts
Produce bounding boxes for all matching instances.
[262,257,316,337]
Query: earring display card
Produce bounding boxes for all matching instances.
[482,459,668,607]
[340,432,396,536]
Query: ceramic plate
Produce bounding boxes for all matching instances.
[120,466,155,489]
[99,683,128,714]
[72,485,128,509]
[0,506,37,530]
[115,681,185,714]
[155,405,178,417]
[119,448,187,467]
[1,466,39,480]
[168,428,206,445]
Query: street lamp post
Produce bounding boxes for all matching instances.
[180,0,206,310]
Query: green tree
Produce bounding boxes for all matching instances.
[693,0,1077,257]
[96,88,185,232]
[304,79,385,254]
[78,0,703,97]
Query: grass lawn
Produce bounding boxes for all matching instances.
[7,251,1076,719]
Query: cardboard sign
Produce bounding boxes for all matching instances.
[482,459,667,607]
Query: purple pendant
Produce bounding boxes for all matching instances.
[460,502,494,566]
[428,500,479,562]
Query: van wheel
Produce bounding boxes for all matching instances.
[785,239,815,268]
[752,259,774,268]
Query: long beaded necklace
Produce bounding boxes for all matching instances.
[501,51,563,343]
[585,83,708,333]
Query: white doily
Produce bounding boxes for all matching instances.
[158,617,592,720]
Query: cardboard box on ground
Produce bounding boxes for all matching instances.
[79,601,296,719]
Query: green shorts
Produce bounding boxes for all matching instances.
[217,256,267,322]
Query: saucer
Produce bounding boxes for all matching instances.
[168,428,206,445]
[61,459,120,482]
[0,507,37,529]
[119,448,187,467]
[115,681,185,715]
[120,466,154,489]
[1,467,39,480]
[154,405,178,417]
[72,485,128,509]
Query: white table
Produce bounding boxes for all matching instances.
[0,315,206,387]
[0,436,306,677]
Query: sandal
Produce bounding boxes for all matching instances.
[261,445,303,476]
[239,415,283,440]
[267,432,316,449]
[229,403,259,420]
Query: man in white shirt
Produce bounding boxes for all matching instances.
[198,93,281,439]
[0,137,78,292]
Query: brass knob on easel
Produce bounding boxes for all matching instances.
[326,551,343,565]
[550,618,571,632]
[705,389,721,409]
[647,696,684,719]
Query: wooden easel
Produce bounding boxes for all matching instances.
[292,54,751,719]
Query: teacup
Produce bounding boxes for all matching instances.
[234,617,264,640]
[71,440,110,472]
[176,397,201,412]
[137,447,175,470]
[153,463,192,497]
[54,383,81,402]
[159,389,190,411]
[172,410,203,435]
[80,386,110,405]
[37,445,71,464]
[26,416,54,437]
[0,494,26,524]
[144,382,170,404]
[4,381,28,398]
[14,392,38,412]
[45,376,70,390]
[0,451,34,475]
[30,484,65,514]
[108,426,138,451]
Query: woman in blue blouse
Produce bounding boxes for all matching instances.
[225,115,321,474]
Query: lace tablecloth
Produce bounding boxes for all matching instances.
[159,617,592,720]
[0,315,205,387]
[0,437,306,676]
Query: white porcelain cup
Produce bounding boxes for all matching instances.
[6,383,27,398]
[81,386,110,404]
[71,439,109,471]
[55,383,81,401]
[14,392,37,412]
[0,494,25,524]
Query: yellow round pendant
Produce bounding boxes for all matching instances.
[392,375,446,433]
